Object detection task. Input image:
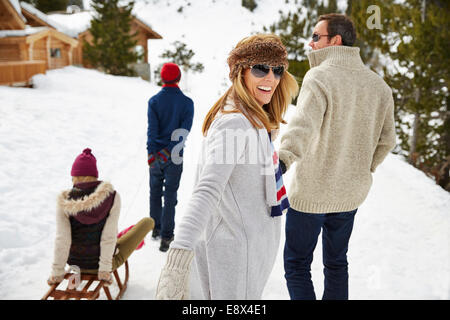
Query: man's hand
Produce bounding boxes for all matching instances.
[280,160,287,174]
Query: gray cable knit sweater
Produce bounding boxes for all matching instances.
[279,46,396,214]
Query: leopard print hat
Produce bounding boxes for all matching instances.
[227,36,289,81]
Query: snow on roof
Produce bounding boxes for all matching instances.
[16,3,157,39]
[48,10,158,38]
[0,26,48,38]
[20,1,73,36]
[133,13,155,32]
[46,11,93,38]
[9,0,26,22]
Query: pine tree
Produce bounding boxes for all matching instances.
[68,0,84,10]
[242,0,257,12]
[153,41,204,86]
[21,0,69,12]
[20,0,36,6]
[391,0,449,189]
[83,0,141,76]
[264,0,340,94]
[349,0,449,190]
[267,0,448,190]
[38,0,69,12]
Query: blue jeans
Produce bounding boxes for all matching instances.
[149,159,183,239]
[284,207,357,300]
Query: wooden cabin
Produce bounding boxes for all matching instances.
[0,0,78,85]
[0,28,78,68]
[0,0,162,85]
[22,3,162,80]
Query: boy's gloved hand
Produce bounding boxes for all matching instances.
[157,148,171,164]
[148,153,156,166]
[156,248,194,300]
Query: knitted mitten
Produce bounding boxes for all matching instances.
[98,271,113,286]
[157,148,171,164]
[148,153,156,166]
[47,275,64,286]
[156,248,194,300]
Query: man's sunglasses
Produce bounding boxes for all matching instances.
[312,33,331,42]
[250,64,285,79]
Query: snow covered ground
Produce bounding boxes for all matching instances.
[0,0,449,300]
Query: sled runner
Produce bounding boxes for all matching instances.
[41,260,129,300]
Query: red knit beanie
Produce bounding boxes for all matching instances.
[71,148,98,177]
[160,63,181,84]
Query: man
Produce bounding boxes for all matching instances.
[279,14,396,300]
[147,62,194,252]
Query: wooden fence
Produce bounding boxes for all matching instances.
[0,60,46,86]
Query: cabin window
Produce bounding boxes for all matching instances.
[50,48,61,58]
[135,45,145,63]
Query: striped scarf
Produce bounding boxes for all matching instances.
[269,134,289,217]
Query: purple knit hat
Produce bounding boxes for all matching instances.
[71,148,98,177]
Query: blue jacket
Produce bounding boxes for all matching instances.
[147,86,194,156]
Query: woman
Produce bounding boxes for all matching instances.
[47,148,154,286]
[156,34,299,299]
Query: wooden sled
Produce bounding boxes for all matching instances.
[41,260,129,300]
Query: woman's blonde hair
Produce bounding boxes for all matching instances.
[72,176,98,184]
[202,34,299,136]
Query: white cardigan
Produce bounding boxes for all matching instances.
[171,103,282,299]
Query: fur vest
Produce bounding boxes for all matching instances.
[51,181,121,276]
[65,181,116,269]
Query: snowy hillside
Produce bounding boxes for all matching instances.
[0,0,449,300]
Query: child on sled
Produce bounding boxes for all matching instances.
[47,148,153,286]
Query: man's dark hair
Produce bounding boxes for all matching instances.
[318,13,356,47]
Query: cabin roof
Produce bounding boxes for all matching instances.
[0,27,78,47]
[20,2,73,35]
[1,1,161,45]
[132,16,162,39]
[0,0,27,30]
[9,0,25,21]
[45,10,92,38]
[0,25,47,38]
[46,10,162,39]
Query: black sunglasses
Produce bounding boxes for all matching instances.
[250,64,284,79]
[312,33,332,42]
